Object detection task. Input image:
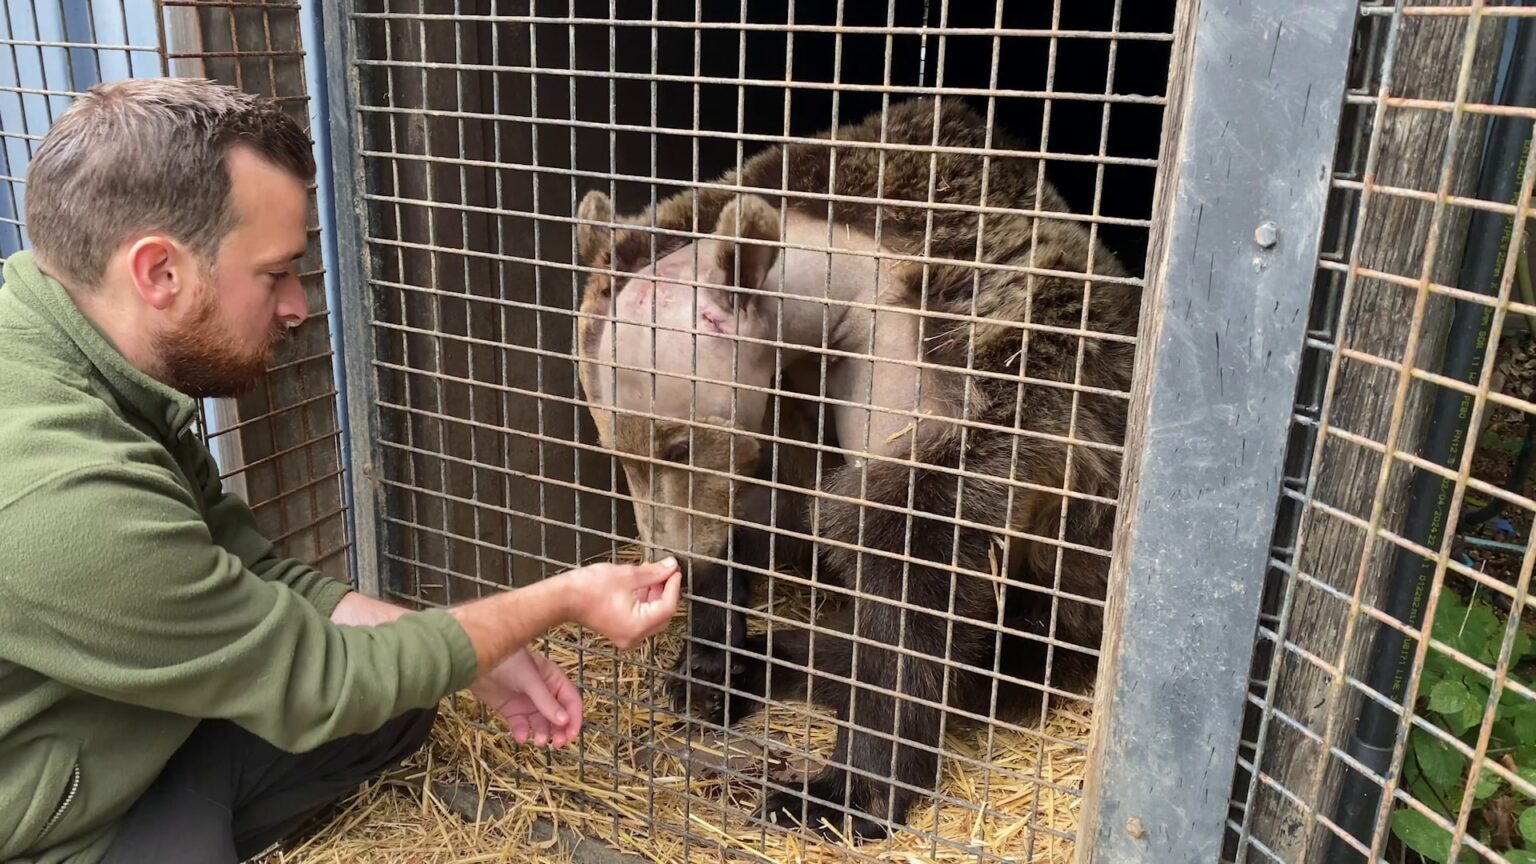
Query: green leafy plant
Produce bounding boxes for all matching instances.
[1389,588,1536,863]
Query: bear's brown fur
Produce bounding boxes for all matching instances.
[574,97,1139,842]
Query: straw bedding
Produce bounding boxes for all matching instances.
[256,552,1095,864]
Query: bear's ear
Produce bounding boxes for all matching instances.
[712,194,781,300]
[575,190,616,267]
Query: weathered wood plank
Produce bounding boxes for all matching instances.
[1238,4,1509,861]
[1078,1,1360,860]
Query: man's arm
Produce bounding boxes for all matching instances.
[330,568,673,674]
[446,579,572,672]
[330,583,572,674]
[330,590,409,626]
[0,461,481,752]
[192,433,678,672]
[2,454,680,754]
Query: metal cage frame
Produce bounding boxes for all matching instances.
[320,1,1536,862]
[3,0,1533,861]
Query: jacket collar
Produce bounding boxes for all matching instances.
[3,250,198,440]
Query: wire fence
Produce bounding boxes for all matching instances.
[329,0,1177,860]
[1225,2,1536,863]
[0,0,350,582]
[11,1,1534,861]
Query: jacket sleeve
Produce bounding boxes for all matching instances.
[190,436,354,618]
[0,461,480,752]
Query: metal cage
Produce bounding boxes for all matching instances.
[0,0,350,578]
[1224,3,1536,864]
[330,1,1173,860]
[4,0,1535,862]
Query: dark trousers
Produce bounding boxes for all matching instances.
[101,706,437,863]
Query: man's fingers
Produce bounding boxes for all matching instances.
[659,571,682,613]
[564,699,584,741]
[633,557,680,587]
[636,572,670,610]
[511,652,569,726]
[545,664,584,738]
[556,680,585,739]
[525,674,568,726]
[648,576,670,603]
[632,571,683,638]
[633,581,660,605]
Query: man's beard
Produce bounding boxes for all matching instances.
[153,280,288,400]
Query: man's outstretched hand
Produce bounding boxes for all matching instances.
[565,558,683,649]
[470,648,582,748]
[330,554,683,749]
[467,554,680,746]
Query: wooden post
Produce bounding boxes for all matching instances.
[1078,0,1360,860]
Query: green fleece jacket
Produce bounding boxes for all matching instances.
[0,251,480,863]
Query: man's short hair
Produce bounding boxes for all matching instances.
[23,77,316,291]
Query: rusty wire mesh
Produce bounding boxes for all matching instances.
[339,0,1175,859]
[162,0,351,580]
[0,0,350,581]
[1225,2,1536,863]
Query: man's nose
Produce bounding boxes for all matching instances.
[277,278,308,328]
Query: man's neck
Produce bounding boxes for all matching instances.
[62,278,163,382]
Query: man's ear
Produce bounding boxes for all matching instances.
[124,235,184,311]
[712,195,780,303]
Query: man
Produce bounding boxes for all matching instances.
[0,77,681,864]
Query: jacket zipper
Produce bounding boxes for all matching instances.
[35,763,80,844]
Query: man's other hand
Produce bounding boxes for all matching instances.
[470,648,583,748]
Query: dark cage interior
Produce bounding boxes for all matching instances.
[354,0,1177,603]
[349,0,1176,856]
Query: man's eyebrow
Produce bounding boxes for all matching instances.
[262,248,308,267]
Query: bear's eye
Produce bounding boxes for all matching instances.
[661,441,690,464]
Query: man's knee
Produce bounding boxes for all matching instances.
[361,705,438,774]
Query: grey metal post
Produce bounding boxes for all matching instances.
[1076,1,1359,861]
[322,3,386,599]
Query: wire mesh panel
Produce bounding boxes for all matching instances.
[0,0,350,581]
[163,0,351,580]
[1225,2,1536,863]
[328,0,1177,860]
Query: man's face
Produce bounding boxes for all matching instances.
[154,145,310,399]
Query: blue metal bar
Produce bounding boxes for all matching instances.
[298,0,355,589]
[320,0,385,598]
